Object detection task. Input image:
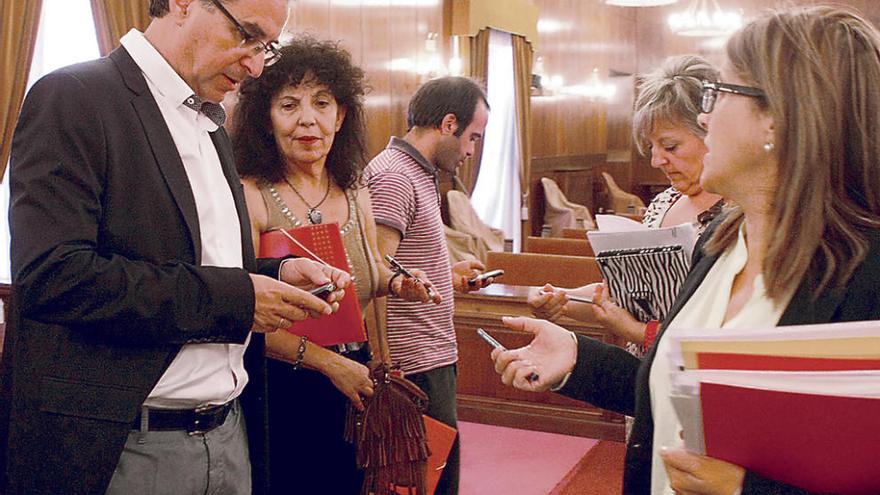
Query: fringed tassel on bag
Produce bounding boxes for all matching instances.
[345,365,430,495]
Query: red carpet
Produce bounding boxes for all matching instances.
[550,440,626,495]
[458,421,599,495]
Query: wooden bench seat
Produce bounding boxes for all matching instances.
[524,236,594,257]
[486,251,602,287]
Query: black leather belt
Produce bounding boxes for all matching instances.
[132,401,234,435]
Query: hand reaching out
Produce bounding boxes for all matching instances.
[489,316,578,392]
[528,284,568,321]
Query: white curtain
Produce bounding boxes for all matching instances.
[471,29,522,252]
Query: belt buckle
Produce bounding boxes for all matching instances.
[187,404,215,436]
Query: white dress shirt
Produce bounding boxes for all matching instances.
[121,30,249,409]
[648,224,794,494]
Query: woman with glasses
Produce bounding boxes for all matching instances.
[493,6,880,494]
[528,55,723,359]
[232,36,439,494]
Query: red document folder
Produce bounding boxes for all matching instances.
[393,415,457,495]
[701,382,880,495]
[259,223,366,346]
[695,352,880,371]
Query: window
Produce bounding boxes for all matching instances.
[1,0,100,283]
[471,29,523,251]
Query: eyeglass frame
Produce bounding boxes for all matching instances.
[700,80,765,114]
[208,0,282,66]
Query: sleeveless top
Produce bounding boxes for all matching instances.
[258,183,379,316]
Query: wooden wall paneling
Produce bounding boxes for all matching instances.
[361,1,394,160]
[289,0,331,37]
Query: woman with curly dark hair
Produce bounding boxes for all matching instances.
[233,36,439,493]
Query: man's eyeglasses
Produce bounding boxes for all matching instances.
[209,0,281,66]
[701,80,765,114]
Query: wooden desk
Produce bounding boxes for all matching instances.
[455,284,625,441]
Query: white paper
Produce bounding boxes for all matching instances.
[587,221,699,260]
[594,214,647,232]
[671,369,880,399]
[670,319,880,341]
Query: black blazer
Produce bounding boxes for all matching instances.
[560,221,880,494]
[0,47,278,494]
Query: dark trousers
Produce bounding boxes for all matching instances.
[407,363,459,495]
[266,346,370,495]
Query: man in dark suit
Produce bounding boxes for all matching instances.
[0,1,350,494]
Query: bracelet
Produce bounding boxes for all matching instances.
[644,320,660,349]
[387,271,403,297]
[292,335,308,370]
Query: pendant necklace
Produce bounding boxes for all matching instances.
[283,174,331,224]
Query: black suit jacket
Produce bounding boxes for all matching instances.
[560,219,880,494]
[0,47,276,494]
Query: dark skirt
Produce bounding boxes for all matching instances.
[267,345,370,494]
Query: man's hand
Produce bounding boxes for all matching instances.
[661,447,745,495]
[452,259,488,293]
[393,267,442,304]
[249,274,333,333]
[280,258,351,308]
[489,316,578,392]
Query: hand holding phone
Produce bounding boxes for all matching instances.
[476,328,539,382]
[468,269,504,286]
[384,254,438,299]
[309,282,336,301]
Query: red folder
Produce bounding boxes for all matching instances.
[696,352,880,371]
[259,223,366,346]
[393,415,457,495]
[701,382,880,494]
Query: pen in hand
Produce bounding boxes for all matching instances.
[384,254,438,300]
[476,328,540,383]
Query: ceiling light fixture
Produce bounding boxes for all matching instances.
[668,0,742,37]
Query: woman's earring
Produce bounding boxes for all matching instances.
[763,142,775,153]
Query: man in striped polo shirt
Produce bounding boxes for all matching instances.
[365,76,491,495]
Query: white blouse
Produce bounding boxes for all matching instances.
[648,224,794,494]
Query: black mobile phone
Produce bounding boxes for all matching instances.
[468,269,504,286]
[309,282,336,301]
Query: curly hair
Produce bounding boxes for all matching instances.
[232,36,367,190]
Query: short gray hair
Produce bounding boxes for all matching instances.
[632,55,719,155]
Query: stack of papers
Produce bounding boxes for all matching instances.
[587,218,698,260]
[586,220,698,322]
[667,321,880,494]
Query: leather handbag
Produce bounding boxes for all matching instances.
[345,297,430,495]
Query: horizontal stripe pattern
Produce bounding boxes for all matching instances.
[366,147,457,374]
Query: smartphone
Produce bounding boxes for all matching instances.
[476,328,539,382]
[476,327,505,350]
[309,282,336,301]
[468,269,504,286]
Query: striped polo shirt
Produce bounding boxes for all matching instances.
[365,137,457,374]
